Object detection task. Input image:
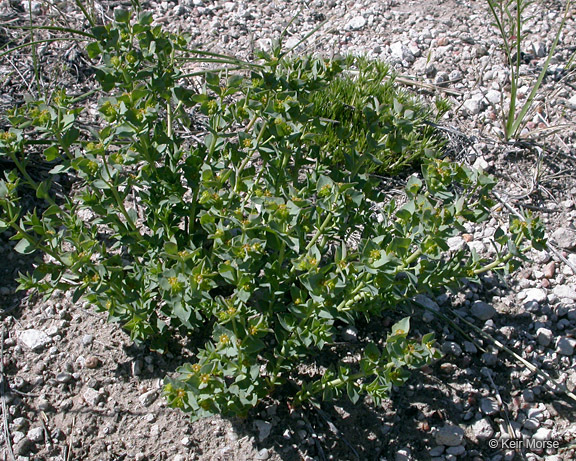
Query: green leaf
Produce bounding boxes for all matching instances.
[86,42,102,59]
[164,241,178,255]
[391,317,410,336]
[44,146,59,161]
[114,8,131,23]
[139,11,154,25]
[14,239,36,255]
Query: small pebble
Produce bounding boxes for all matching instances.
[26,427,44,443]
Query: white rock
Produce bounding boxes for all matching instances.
[522,288,547,303]
[17,330,51,351]
[26,427,44,443]
[484,89,501,104]
[533,427,552,440]
[536,328,554,347]
[568,94,576,110]
[139,390,158,407]
[551,227,576,249]
[553,285,576,301]
[346,16,366,30]
[223,1,235,11]
[473,157,489,171]
[254,420,272,442]
[447,236,466,252]
[435,424,464,446]
[82,388,102,406]
[471,418,494,441]
[395,447,412,461]
[468,240,486,254]
[556,337,575,356]
[471,301,496,321]
[390,42,414,63]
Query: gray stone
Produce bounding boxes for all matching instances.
[551,227,576,249]
[17,329,51,351]
[26,427,44,443]
[414,294,439,311]
[471,301,496,321]
[480,397,500,415]
[568,94,576,110]
[254,420,272,442]
[536,328,553,347]
[531,41,547,57]
[346,16,366,30]
[181,436,192,447]
[14,438,34,456]
[471,418,494,441]
[463,341,478,354]
[82,334,94,346]
[463,96,485,115]
[442,341,463,357]
[523,418,540,431]
[341,326,358,342]
[435,424,465,446]
[553,285,576,301]
[482,352,498,367]
[446,445,466,456]
[56,372,73,384]
[139,390,158,407]
[556,337,575,356]
[429,446,444,456]
[522,389,535,402]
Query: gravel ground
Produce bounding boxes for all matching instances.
[1,0,576,460]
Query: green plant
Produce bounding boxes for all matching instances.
[308,56,448,174]
[0,10,545,420]
[486,0,572,140]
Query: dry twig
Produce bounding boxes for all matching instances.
[1,327,16,461]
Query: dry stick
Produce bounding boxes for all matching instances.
[300,410,327,461]
[1,327,16,461]
[449,307,576,403]
[40,411,53,451]
[493,191,576,275]
[63,415,76,461]
[313,406,360,460]
[485,370,519,441]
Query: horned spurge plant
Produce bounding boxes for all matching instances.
[0,10,545,420]
[486,0,572,140]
